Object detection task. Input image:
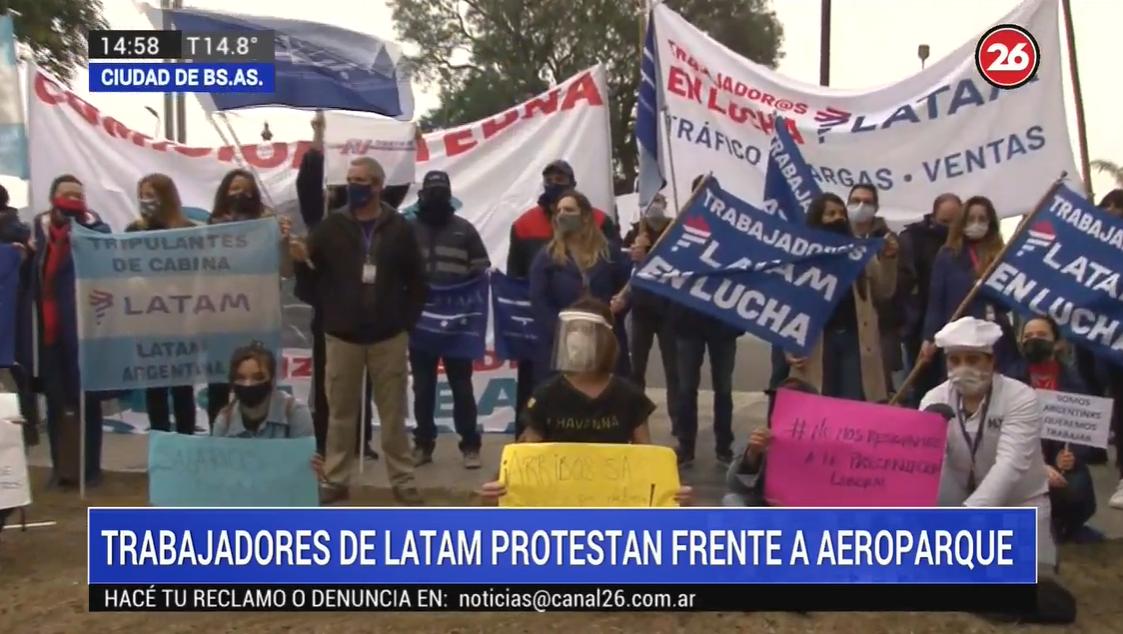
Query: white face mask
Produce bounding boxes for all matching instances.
[964,222,988,241]
[950,366,991,396]
[848,202,876,224]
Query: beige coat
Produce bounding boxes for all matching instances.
[791,254,898,402]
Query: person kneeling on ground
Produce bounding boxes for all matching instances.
[212,342,323,479]
[479,297,691,505]
[723,378,819,507]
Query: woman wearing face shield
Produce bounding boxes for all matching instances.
[919,317,1055,572]
[479,298,691,505]
[528,191,630,389]
[126,174,197,436]
[212,342,323,478]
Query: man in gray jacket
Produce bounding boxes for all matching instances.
[408,171,491,468]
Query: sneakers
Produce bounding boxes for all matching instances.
[1110,479,1123,510]
[363,444,380,461]
[393,485,424,506]
[463,450,482,470]
[716,450,734,468]
[412,446,433,467]
[675,446,694,469]
[319,485,349,506]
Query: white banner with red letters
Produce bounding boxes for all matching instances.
[649,0,1077,223]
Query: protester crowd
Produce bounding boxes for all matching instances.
[2,114,1122,579]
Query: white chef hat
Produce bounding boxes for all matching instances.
[934,316,1004,352]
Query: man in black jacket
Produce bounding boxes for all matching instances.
[291,156,427,505]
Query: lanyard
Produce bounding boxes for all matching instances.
[955,385,993,494]
[360,222,378,263]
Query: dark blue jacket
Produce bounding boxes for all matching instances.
[529,248,630,377]
[0,209,32,372]
[923,246,1018,369]
[1009,359,1095,467]
[31,210,111,384]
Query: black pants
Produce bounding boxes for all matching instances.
[514,359,534,439]
[41,344,102,482]
[1050,467,1097,541]
[311,317,373,455]
[206,382,231,428]
[145,385,196,434]
[629,310,680,435]
[676,333,736,456]
[411,349,480,453]
[768,345,789,390]
[904,333,942,406]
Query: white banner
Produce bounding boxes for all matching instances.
[650,0,1077,223]
[323,113,416,185]
[1038,389,1114,449]
[27,66,414,230]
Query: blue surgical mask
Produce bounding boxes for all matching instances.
[347,183,375,211]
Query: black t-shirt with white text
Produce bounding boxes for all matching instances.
[522,375,655,444]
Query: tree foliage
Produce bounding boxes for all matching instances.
[3,0,109,83]
[390,0,783,193]
[1091,159,1123,188]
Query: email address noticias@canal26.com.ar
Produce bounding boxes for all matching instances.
[455,586,697,611]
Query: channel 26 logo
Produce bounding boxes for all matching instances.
[975,24,1040,89]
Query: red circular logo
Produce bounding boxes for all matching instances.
[975,24,1040,89]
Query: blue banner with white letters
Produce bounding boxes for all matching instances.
[491,272,538,361]
[70,219,282,391]
[983,183,1123,367]
[761,114,819,224]
[87,508,1037,584]
[632,180,881,355]
[410,275,488,360]
[0,244,18,366]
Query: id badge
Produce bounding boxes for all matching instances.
[362,263,377,284]
[985,304,996,322]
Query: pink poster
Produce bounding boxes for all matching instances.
[763,390,948,507]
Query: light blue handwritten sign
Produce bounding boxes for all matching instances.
[148,431,318,507]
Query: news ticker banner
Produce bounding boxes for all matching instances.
[89,63,275,93]
[88,508,1038,612]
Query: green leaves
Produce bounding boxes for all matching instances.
[391,0,783,191]
[6,0,109,83]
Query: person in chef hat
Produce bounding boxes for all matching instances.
[919,316,1056,573]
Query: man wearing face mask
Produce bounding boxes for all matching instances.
[620,193,681,435]
[846,184,903,393]
[919,317,1055,573]
[290,157,428,506]
[407,171,490,469]
[507,160,618,435]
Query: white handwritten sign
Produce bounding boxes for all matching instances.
[0,395,31,508]
[1037,389,1114,448]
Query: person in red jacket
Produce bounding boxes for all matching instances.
[506,160,619,437]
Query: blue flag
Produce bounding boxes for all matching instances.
[0,244,18,367]
[491,272,538,362]
[983,183,1123,367]
[761,114,819,224]
[632,180,881,356]
[162,8,413,118]
[410,275,488,360]
[636,15,665,207]
[0,16,28,178]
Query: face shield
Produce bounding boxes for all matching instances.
[552,310,616,374]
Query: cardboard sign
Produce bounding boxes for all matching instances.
[764,390,947,507]
[499,443,680,507]
[0,393,31,509]
[1037,389,1114,448]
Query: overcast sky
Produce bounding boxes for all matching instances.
[5,0,1120,205]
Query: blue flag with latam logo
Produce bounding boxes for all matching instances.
[983,183,1123,367]
[632,179,881,356]
[761,114,820,224]
[409,275,489,360]
[490,272,538,362]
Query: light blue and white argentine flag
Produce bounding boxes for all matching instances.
[0,15,28,178]
[71,219,282,392]
[636,14,665,208]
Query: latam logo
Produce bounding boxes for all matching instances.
[89,289,114,325]
[672,215,712,252]
[1016,220,1056,257]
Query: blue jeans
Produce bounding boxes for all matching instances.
[41,344,102,482]
[676,333,736,455]
[821,327,864,401]
[410,349,481,453]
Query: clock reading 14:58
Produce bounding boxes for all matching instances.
[87,30,183,60]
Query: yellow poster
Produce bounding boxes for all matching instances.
[498,443,681,507]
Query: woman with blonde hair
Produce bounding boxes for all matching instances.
[528,190,629,388]
[127,173,197,435]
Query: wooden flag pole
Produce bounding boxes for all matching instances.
[889,174,1069,405]
[1060,0,1093,197]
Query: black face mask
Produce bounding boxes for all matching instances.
[227,193,257,218]
[1023,338,1055,364]
[417,190,454,225]
[233,381,272,408]
[821,220,850,235]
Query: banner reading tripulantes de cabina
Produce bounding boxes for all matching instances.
[72,219,282,391]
